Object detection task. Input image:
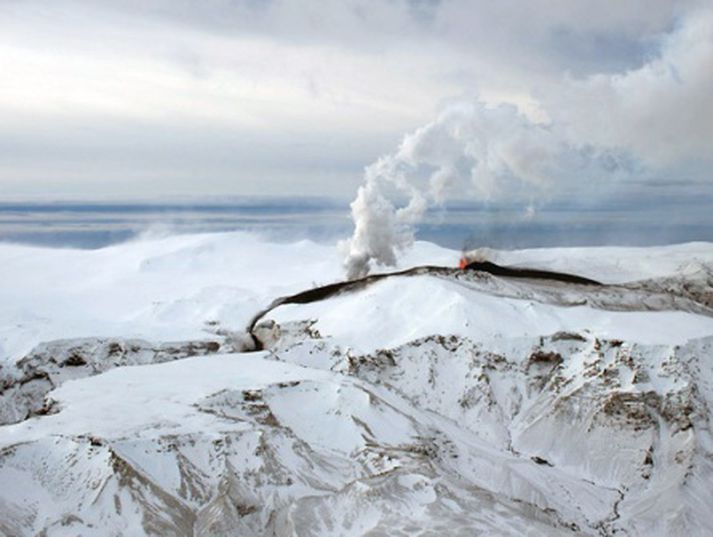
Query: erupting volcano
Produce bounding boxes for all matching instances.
[3,1,713,535]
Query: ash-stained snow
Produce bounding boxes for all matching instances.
[1,233,713,536]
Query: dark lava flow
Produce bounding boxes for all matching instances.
[247,261,601,350]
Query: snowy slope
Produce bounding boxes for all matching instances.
[0,232,343,363]
[1,233,713,536]
[0,234,457,363]
[466,242,713,284]
[267,274,713,351]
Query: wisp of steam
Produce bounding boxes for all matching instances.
[341,101,628,279]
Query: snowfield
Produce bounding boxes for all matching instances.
[1,232,713,536]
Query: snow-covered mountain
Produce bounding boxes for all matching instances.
[1,233,713,536]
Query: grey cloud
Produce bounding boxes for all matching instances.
[0,118,392,198]
[41,0,694,75]
[0,0,710,204]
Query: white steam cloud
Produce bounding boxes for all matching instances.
[342,6,713,279]
[341,102,625,279]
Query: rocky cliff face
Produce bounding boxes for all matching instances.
[0,337,231,426]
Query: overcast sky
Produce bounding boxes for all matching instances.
[1,0,711,200]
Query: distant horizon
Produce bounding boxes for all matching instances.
[2,195,712,252]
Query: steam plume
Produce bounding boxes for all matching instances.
[342,102,619,279]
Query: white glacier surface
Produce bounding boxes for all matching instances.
[1,232,713,536]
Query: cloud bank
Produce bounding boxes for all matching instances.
[1,0,707,199]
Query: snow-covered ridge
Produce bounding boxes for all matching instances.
[266,270,713,352]
[0,337,242,426]
[268,329,713,535]
[1,233,713,535]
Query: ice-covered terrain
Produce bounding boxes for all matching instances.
[1,232,713,536]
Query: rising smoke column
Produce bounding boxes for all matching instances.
[341,102,611,279]
[342,149,428,280]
